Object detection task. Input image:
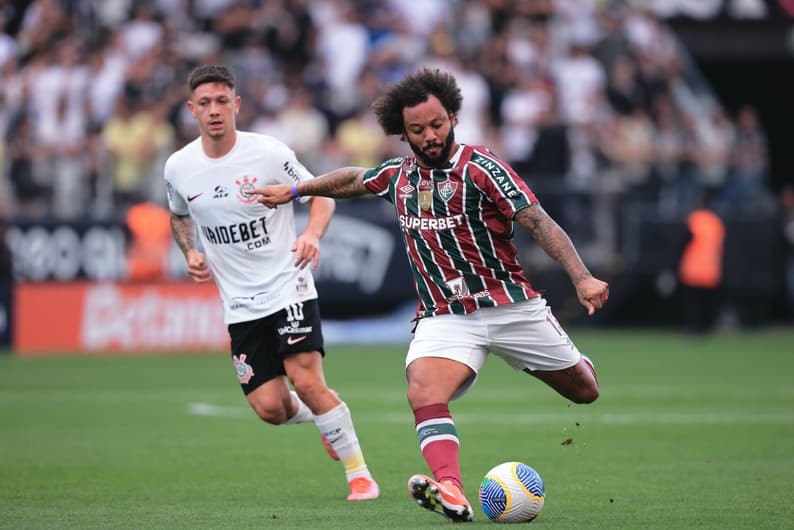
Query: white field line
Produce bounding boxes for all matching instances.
[187,402,254,418]
[186,402,794,425]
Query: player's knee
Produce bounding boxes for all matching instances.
[406,379,430,408]
[572,384,599,404]
[573,355,599,403]
[249,399,290,425]
[406,379,452,409]
[291,378,324,407]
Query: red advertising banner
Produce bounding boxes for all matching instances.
[14,282,228,355]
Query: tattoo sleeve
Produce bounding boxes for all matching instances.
[301,167,369,199]
[516,204,592,284]
[170,212,196,256]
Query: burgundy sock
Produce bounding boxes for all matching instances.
[413,403,463,492]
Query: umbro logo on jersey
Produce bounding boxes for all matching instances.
[286,335,307,345]
[213,185,229,198]
[398,184,415,200]
[187,193,203,202]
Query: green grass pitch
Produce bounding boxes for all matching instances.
[1,328,793,529]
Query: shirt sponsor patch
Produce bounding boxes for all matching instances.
[399,214,464,231]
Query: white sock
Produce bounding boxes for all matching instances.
[285,391,313,424]
[314,402,372,482]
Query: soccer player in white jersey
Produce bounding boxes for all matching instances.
[164,65,379,501]
[253,68,608,523]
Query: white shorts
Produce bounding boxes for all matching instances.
[405,297,581,400]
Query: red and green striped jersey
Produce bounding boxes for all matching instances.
[362,144,540,318]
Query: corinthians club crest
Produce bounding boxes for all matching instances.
[233,354,254,384]
[235,176,258,204]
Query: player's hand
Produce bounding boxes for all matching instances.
[575,276,609,316]
[293,233,320,270]
[250,184,293,208]
[186,249,212,283]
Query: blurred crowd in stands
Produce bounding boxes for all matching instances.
[0,1,778,245]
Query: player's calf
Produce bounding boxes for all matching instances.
[525,354,599,404]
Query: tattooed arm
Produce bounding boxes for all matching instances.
[252,167,370,207]
[516,204,609,315]
[170,212,212,283]
[301,167,370,198]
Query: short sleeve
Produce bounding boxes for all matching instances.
[362,157,404,201]
[164,157,189,215]
[469,150,536,218]
[268,140,316,204]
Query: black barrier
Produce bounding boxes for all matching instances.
[5,219,128,282]
[0,220,11,349]
[607,206,787,327]
[0,281,10,348]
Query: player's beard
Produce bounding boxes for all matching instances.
[408,128,456,169]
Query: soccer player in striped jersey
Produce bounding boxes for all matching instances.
[252,68,607,522]
[165,65,379,501]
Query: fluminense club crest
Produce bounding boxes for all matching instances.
[437,178,458,202]
[235,176,258,204]
[233,353,254,384]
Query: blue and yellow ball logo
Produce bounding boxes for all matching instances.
[479,462,545,523]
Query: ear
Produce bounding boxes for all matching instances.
[187,100,195,117]
[449,113,457,127]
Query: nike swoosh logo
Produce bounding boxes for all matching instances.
[187,193,203,202]
[286,335,308,345]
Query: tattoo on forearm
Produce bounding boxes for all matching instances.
[304,167,368,198]
[170,213,195,255]
[517,205,592,283]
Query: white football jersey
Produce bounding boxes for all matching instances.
[164,131,318,324]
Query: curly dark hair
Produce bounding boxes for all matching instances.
[188,64,236,92]
[371,68,463,136]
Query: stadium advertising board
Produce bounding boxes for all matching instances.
[14,282,228,355]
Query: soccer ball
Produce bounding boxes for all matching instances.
[479,462,545,523]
